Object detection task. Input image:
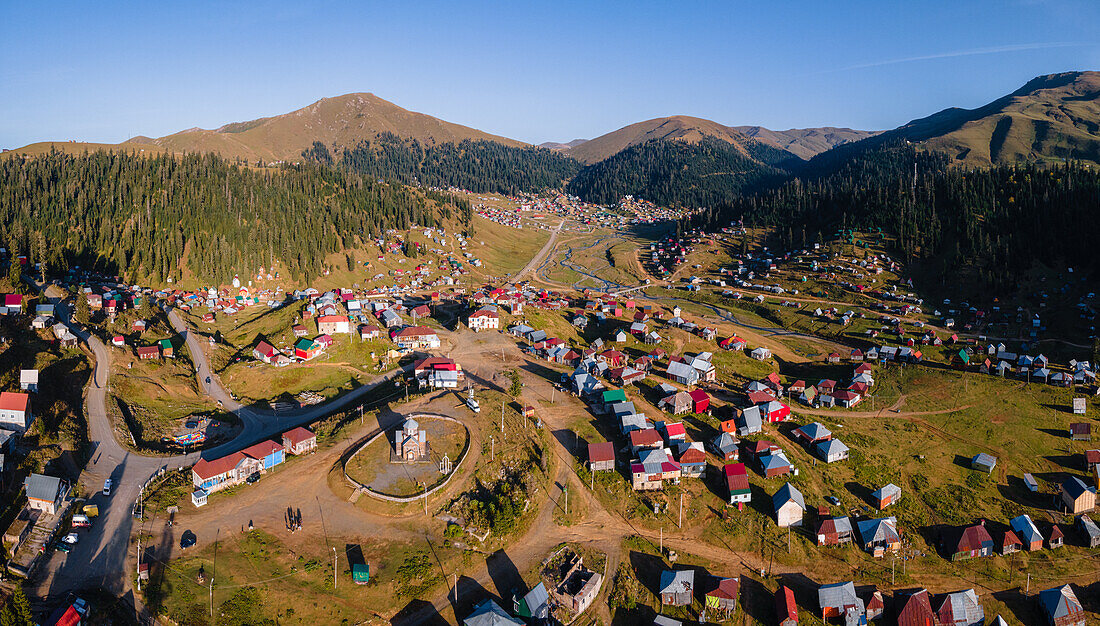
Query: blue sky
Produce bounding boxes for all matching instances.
[2,0,1098,148]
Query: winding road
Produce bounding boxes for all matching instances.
[33,283,410,611]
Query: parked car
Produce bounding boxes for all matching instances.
[102,479,112,496]
[62,533,79,545]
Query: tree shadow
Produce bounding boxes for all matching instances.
[390,599,450,626]
[628,550,669,597]
[486,549,524,602]
[739,574,775,625]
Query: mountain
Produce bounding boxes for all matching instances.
[122,93,527,163]
[539,139,589,151]
[825,71,1100,168]
[564,115,761,164]
[733,126,880,160]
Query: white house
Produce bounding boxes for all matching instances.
[0,391,33,432]
[468,309,500,332]
[751,347,772,361]
[19,370,38,392]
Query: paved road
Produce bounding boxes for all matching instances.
[33,284,409,614]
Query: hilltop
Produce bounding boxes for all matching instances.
[122,93,527,163]
[563,115,761,164]
[828,71,1100,168]
[538,138,589,151]
[733,126,880,160]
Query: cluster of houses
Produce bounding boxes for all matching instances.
[648,569,1088,626]
[190,426,316,506]
[246,289,447,366]
[954,344,1098,388]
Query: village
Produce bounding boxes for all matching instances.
[0,206,1098,626]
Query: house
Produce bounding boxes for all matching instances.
[934,589,985,626]
[317,314,351,335]
[241,439,285,471]
[1000,530,1023,555]
[467,309,500,331]
[293,324,309,338]
[192,452,255,493]
[817,379,837,395]
[630,448,680,490]
[666,360,700,386]
[815,439,849,463]
[588,442,615,472]
[282,427,316,455]
[705,577,739,614]
[792,422,832,445]
[136,345,160,360]
[773,482,806,527]
[0,391,33,432]
[950,523,995,560]
[760,400,792,423]
[463,599,524,626]
[19,370,37,392]
[24,473,67,515]
[1010,515,1044,551]
[897,590,937,626]
[659,392,693,415]
[379,308,403,328]
[750,347,772,360]
[599,349,626,368]
[818,581,864,623]
[1025,473,1040,492]
[816,516,854,546]
[720,336,747,351]
[676,442,706,478]
[1072,397,1086,415]
[1060,477,1096,514]
[971,453,997,474]
[871,483,901,509]
[832,390,861,408]
[659,569,694,606]
[1087,450,1100,472]
[294,338,322,360]
[724,463,751,505]
[1047,525,1064,549]
[663,421,687,443]
[688,389,710,413]
[1076,514,1100,548]
[253,341,279,363]
[391,326,441,349]
[111,335,125,347]
[1038,585,1085,626]
[157,338,174,357]
[856,517,900,556]
[799,386,818,405]
[710,432,739,461]
[760,452,793,478]
[1069,423,1091,441]
[630,428,664,454]
[132,319,146,333]
[359,324,381,339]
[776,586,798,626]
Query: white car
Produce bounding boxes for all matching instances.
[102,479,112,496]
[62,533,79,545]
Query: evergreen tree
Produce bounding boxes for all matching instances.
[74,291,90,325]
[7,258,20,287]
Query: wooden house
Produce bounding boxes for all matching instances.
[659,570,694,606]
[871,483,901,509]
[282,427,317,455]
[1038,585,1086,626]
[815,516,854,546]
[704,577,739,614]
[776,586,798,626]
[588,441,615,472]
[1060,477,1096,514]
[950,522,994,560]
[773,482,806,527]
[1000,530,1023,555]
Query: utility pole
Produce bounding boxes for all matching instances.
[333,546,338,590]
[491,436,494,461]
[679,493,683,529]
[1026,572,1030,594]
[788,526,791,553]
[210,528,220,618]
[660,526,663,555]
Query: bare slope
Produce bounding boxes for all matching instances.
[564,115,760,164]
[881,71,1100,166]
[733,126,880,160]
[124,93,527,162]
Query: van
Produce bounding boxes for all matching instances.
[71,514,90,528]
[82,504,99,518]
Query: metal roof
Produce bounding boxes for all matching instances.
[24,473,62,502]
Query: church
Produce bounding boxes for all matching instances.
[395,418,429,463]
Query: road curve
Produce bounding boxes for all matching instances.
[35,284,409,608]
